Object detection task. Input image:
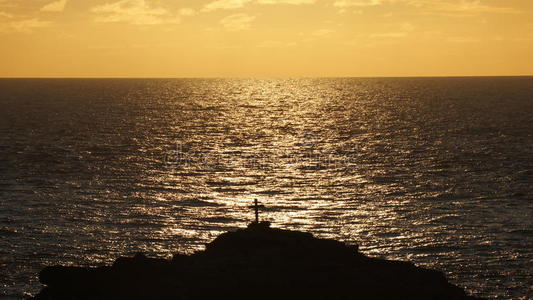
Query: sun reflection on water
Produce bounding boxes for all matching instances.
[2,78,532,298]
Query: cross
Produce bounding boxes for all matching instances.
[248,199,265,223]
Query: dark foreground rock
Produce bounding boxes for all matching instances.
[33,222,482,300]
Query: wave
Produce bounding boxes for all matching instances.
[178,198,223,207]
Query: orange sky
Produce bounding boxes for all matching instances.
[1,0,532,77]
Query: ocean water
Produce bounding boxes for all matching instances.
[0,78,532,299]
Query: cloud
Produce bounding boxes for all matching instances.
[220,13,255,30]
[369,22,415,38]
[257,40,297,47]
[370,32,406,38]
[297,28,335,43]
[257,40,284,47]
[203,0,252,12]
[0,0,16,9]
[0,18,51,33]
[431,0,520,14]
[399,22,415,31]
[333,0,382,8]
[446,36,480,43]
[179,8,197,16]
[0,11,13,18]
[312,29,334,37]
[331,0,521,15]
[401,0,521,15]
[91,0,179,25]
[41,0,68,12]
[257,0,316,4]
[203,0,315,11]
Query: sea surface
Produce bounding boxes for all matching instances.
[0,78,532,299]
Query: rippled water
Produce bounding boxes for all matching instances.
[1,78,532,299]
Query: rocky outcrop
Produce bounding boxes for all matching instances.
[33,222,482,300]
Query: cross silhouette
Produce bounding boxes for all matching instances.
[248,199,265,223]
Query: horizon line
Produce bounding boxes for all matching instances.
[1,75,533,80]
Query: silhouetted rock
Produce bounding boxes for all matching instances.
[32,223,483,300]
